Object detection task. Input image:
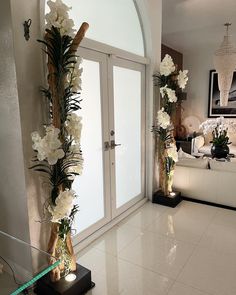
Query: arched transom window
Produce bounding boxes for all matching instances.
[46,0,145,56]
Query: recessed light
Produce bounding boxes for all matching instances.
[65,273,77,282]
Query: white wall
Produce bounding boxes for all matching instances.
[0,0,30,242]
[0,0,33,275]
[10,0,50,250]
[136,0,162,193]
[183,47,214,124]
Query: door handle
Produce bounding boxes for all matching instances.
[110,140,121,149]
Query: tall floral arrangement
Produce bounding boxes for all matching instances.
[153,54,188,196]
[30,0,89,281]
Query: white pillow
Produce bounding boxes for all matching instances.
[177,158,209,169]
[228,131,236,145]
[198,144,211,156]
[178,147,195,159]
[228,145,236,156]
[209,159,236,173]
[192,135,205,153]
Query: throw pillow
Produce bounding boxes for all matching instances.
[178,147,195,159]
[192,135,205,154]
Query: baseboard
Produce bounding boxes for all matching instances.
[182,196,236,211]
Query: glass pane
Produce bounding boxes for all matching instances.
[73,59,105,233]
[61,0,145,56]
[0,230,60,295]
[113,66,142,208]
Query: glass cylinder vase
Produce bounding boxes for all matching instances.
[48,223,77,282]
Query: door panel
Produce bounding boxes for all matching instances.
[73,48,111,242]
[109,58,146,217]
[113,66,142,208]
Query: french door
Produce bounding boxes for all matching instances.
[73,47,145,242]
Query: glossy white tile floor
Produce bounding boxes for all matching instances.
[77,201,236,295]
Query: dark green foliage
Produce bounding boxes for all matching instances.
[165,156,174,176]
[152,125,173,144]
[153,72,178,91]
[58,204,79,239]
[211,127,231,146]
[38,26,81,125]
[30,26,83,236]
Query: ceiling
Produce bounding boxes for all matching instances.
[162,0,236,53]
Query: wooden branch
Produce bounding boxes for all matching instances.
[69,22,89,54]
[66,233,76,271]
[47,223,61,282]
[45,23,89,129]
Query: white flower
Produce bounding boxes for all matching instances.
[200,118,222,135]
[157,108,170,129]
[160,54,175,76]
[167,144,178,163]
[65,113,82,143]
[69,144,81,154]
[227,120,236,133]
[160,85,177,103]
[65,58,83,92]
[199,116,236,135]
[216,116,224,125]
[48,189,76,223]
[45,0,75,36]
[67,164,83,180]
[177,70,188,89]
[31,125,64,165]
[71,67,83,92]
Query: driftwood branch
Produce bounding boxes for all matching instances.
[69,22,89,54]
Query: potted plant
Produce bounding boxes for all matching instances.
[200,116,235,158]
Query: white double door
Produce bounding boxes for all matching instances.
[73,47,145,241]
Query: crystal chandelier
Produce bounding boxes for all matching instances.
[214,23,236,106]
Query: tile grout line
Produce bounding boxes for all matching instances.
[172,205,219,295]
[196,206,220,246]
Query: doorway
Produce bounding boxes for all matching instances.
[72,46,146,242]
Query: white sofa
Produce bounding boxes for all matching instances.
[173,158,236,208]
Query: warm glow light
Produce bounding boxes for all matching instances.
[65,273,77,282]
[170,192,176,197]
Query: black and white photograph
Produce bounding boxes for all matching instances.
[208,69,236,117]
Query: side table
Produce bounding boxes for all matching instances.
[175,138,192,154]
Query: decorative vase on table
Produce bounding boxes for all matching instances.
[30,0,90,283]
[211,144,229,159]
[152,54,189,207]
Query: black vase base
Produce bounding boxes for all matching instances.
[152,190,182,208]
[211,145,229,159]
[35,264,95,295]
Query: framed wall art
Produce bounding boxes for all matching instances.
[208,69,236,117]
